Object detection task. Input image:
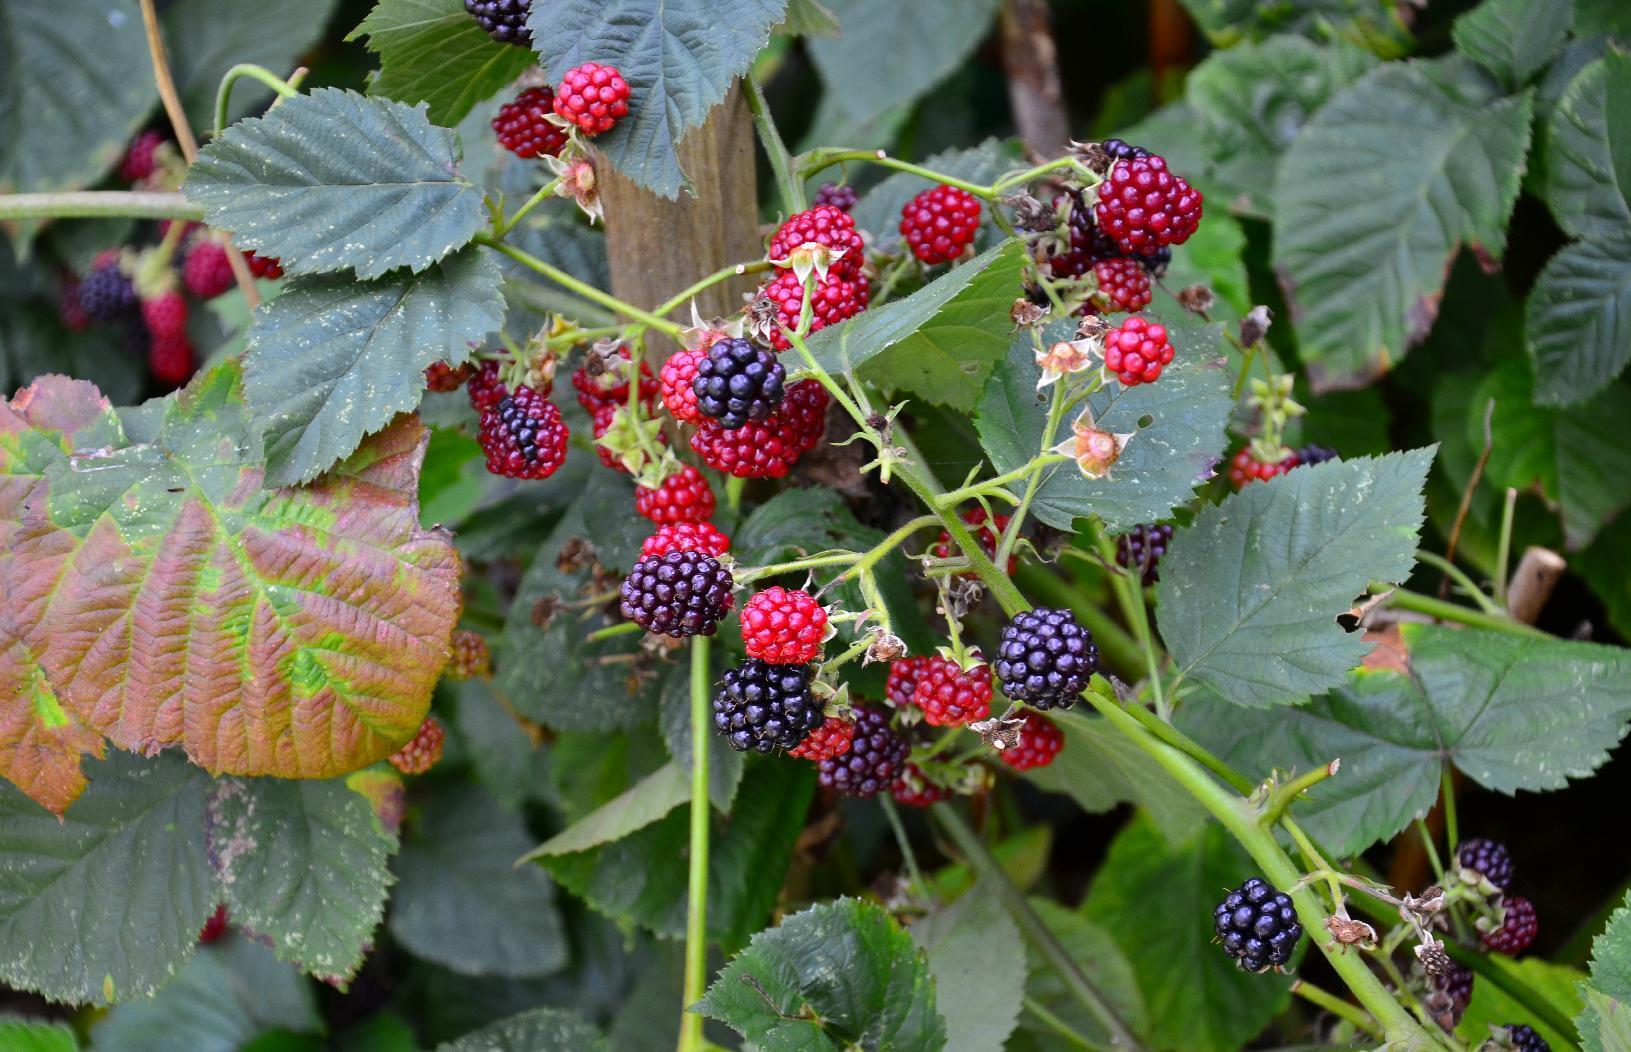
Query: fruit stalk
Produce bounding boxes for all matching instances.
[680,635,712,1051]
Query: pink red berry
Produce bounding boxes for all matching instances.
[494,86,570,158]
[689,379,827,478]
[1094,153,1203,255]
[183,241,235,299]
[448,629,491,680]
[760,268,868,351]
[553,62,630,136]
[999,713,1064,771]
[659,347,707,424]
[891,764,951,808]
[768,205,865,281]
[246,253,283,279]
[1092,257,1152,313]
[149,334,195,387]
[389,717,446,775]
[636,465,715,524]
[467,358,508,409]
[120,131,165,182]
[1102,315,1174,386]
[425,361,476,392]
[1228,447,1300,489]
[788,716,855,762]
[478,385,569,479]
[199,904,229,944]
[1482,897,1538,956]
[910,657,993,727]
[934,506,1015,575]
[885,656,930,708]
[58,278,90,331]
[899,185,982,264]
[642,520,730,559]
[140,291,188,340]
[741,587,829,664]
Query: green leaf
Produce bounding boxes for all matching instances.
[1526,232,1631,405]
[163,0,340,129]
[530,0,788,199]
[0,751,213,1005]
[1476,358,1631,549]
[1578,893,1631,1052]
[780,0,840,37]
[0,1018,77,1052]
[1538,52,1631,240]
[90,936,321,1051]
[808,0,1000,136]
[0,0,154,194]
[910,881,1024,1052]
[927,826,1052,902]
[807,240,1026,412]
[1013,900,1149,1052]
[389,785,566,978]
[1172,0,1412,55]
[1,304,146,409]
[448,678,539,810]
[1026,711,1208,843]
[1185,625,1631,854]
[207,777,397,982]
[496,482,663,733]
[1082,815,1291,1052]
[244,246,504,485]
[1452,0,1572,89]
[1158,209,1251,317]
[1185,38,1376,214]
[847,140,1015,241]
[0,367,462,800]
[1273,57,1532,390]
[698,898,945,1052]
[185,88,486,279]
[1457,955,1585,1050]
[523,762,690,859]
[350,0,539,127]
[975,315,1233,534]
[436,1008,607,1052]
[537,760,814,943]
[1156,450,1430,707]
[658,662,743,813]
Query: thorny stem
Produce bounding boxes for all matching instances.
[934,807,1147,1051]
[680,636,713,1052]
[0,191,202,222]
[214,63,300,137]
[477,234,685,337]
[1291,980,1383,1040]
[139,0,260,307]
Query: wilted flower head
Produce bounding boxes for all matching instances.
[1054,408,1132,479]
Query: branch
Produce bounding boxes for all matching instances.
[0,191,201,221]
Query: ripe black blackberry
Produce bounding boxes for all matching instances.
[1100,138,1151,161]
[1457,837,1515,892]
[1296,444,1340,467]
[1116,524,1174,585]
[1505,1025,1550,1052]
[993,607,1098,710]
[1214,877,1302,973]
[465,0,531,46]
[619,551,734,638]
[79,262,137,322]
[692,337,785,429]
[817,706,908,798]
[712,659,824,753]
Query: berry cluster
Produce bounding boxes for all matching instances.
[465,0,531,46]
[690,379,828,478]
[1228,446,1300,489]
[768,205,865,280]
[1213,878,1302,972]
[389,717,446,776]
[993,607,1098,710]
[642,520,730,558]
[818,705,908,798]
[1094,152,1203,255]
[553,62,630,136]
[933,506,1016,575]
[636,465,716,524]
[1102,315,1174,386]
[447,630,491,680]
[812,182,858,212]
[909,657,992,727]
[493,86,568,158]
[755,206,871,350]
[741,587,829,665]
[998,713,1063,771]
[759,267,869,351]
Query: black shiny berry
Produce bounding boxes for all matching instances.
[1101,138,1151,161]
[79,263,137,322]
[1506,1024,1550,1052]
[464,0,531,46]
[812,182,858,211]
[1214,877,1302,973]
[1116,524,1174,586]
[1139,246,1172,277]
[619,551,734,638]
[712,659,824,754]
[1457,837,1515,892]
[692,337,785,430]
[817,706,908,798]
[993,607,1098,710]
[1295,444,1340,467]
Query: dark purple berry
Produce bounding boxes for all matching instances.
[1457,837,1515,892]
[817,706,907,798]
[692,337,785,430]
[1115,524,1173,585]
[712,659,824,754]
[993,607,1098,710]
[464,0,531,46]
[619,551,734,638]
[1214,877,1302,972]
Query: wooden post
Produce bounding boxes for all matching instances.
[998,0,1069,157]
[596,84,760,353]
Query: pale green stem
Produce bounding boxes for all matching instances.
[214,63,299,136]
[0,191,201,221]
[1494,487,1518,607]
[586,621,643,643]
[1022,996,1096,1049]
[1441,768,1459,854]
[494,176,563,237]
[680,637,713,1050]
[1259,760,1341,828]
[477,234,684,337]
[1416,551,1503,617]
[879,797,930,899]
[746,72,802,211]
[654,260,775,317]
[994,381,1069,569]
[1378,586,1548,638]
[1291,980,1383,1040]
